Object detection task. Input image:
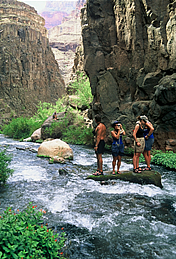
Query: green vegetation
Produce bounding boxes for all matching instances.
[139,150,176,170]
[2,73,94,145]
[0,202,66,258]
[2,117,41,140]
[69,72,93,107]
[0,149,14,185]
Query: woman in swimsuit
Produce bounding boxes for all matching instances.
[111,121,125,174]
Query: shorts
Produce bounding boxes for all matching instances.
[145,138,154,151]
[134,137,145,153]
[95,140,105,154]
[112,143,124,157]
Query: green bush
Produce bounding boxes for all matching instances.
[0,202,66,259]
[33,98,67,125]
[139,150,176,170]
[70,72,93,107]
[151,150,176,170]
[0,149,14,185]
[2,117,41,140]
[62,125,93,145]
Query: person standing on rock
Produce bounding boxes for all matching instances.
[53,111,57,120]
[111,121,126,174]
[133,117,145,173]
[93,114,106,176]
[140,115,154,171]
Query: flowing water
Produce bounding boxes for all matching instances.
[0,134,176,259]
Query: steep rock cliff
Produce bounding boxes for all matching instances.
[0,0,65,124]
[80,0,176,151]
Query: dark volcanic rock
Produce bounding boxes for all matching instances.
[75,0,176,151]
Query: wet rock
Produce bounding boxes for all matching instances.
[59,168,69,175]
[86,170,163,188]
[49,156,65,164]
[23,137,32,142]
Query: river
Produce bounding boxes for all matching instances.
[0,134,176,259]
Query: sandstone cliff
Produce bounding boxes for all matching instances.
[0,0,65,125]
[79,0,176,151]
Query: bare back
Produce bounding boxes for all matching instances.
[95,123,106,141]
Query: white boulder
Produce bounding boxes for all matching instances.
[38,139,73,159]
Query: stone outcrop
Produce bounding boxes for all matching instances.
[78,0,176,151]
[86,170,163,188]
[41,111,66,140]
[0,0,65,125]
[37,139,73,159]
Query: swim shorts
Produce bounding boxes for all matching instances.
[95,140,105,154]
[112,143,124,157]
[145,138,154,151]
[134,137,145,153]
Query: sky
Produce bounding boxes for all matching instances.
[18,0,76,13]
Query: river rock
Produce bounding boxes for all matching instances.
[86,170,163,188]
[31,128,41,141]
[38,139,73,159]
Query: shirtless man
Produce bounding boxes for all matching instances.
[93,114,106,176]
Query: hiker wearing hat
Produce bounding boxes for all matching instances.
[133,116,145,173]
[111,121,126,174]
[140,115,154,171]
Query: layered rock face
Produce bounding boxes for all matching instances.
[0,0,65,124]
[80,0,176,151]
[48,0,86,84]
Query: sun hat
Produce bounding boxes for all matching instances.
[140,115,148,122]
[111,120,119,128]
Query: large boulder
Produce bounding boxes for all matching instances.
[38,139,73,159]
[41,112,66,140]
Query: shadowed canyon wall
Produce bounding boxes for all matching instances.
[0,0,65,125]
[79,0,176,151]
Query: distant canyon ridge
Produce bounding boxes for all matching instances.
[73,0,176,152]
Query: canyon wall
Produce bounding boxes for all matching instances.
[80,0,176,151]
[48,0,86,84]
[0,0,65,125]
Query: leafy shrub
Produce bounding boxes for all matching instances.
[2,117,41,140]
[62,125,93,145]
[0,202,66,258]
[139,150,176,170]
[151,150,176,170]
[2,97,68,140]
[70,72,93,107]
[33,98,67,125]
[0,149,14,185]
